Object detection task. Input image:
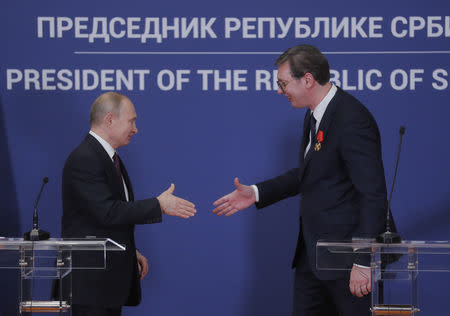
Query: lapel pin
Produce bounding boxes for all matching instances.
[314,130,324,152]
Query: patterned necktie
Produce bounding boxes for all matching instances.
[113,153,122,179]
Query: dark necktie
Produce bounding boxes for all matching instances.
[309,113,317,146]
[113,153,122,179]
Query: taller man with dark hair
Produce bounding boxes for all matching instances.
[212,44,387,315]
[61,92,197,316]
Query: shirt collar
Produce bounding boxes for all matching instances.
[89,130,115,160]
[311,84,337,124]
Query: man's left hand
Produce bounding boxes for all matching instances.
[349,265,371,297]
[136,250,149,280]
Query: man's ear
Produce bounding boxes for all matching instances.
[104,112,114,127]
[304,72,315,88]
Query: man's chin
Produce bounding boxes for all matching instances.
[290,101,308,109]
[120,139,131,147]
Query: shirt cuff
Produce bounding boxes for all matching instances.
[353,263,370,269]
[251,185,259,203]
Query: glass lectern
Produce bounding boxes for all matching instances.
[0,237,125,314]
[317,239,450,316]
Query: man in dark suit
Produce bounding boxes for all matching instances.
[212,44,387,315]
[62,92,197,316]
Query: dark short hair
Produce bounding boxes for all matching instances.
[275,44,330,85]
[89,92,128,126]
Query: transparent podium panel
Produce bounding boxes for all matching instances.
[0,238,125,314]
[0,238,125,270]
[316,239,450,316]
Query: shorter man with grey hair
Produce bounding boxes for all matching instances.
[61,92,197,316]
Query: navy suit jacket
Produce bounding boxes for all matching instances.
[256,87,388,280]
[61,134,162,307]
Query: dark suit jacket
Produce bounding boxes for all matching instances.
[61,134,162,308]
[256,87,388,280]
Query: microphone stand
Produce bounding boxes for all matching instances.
[24,177,51,241]
[376,127,405,244]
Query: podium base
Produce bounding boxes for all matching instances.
[371,304,419,315]
[20,300,70,313]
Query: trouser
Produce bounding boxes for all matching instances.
[292,262,371,316]
[72,304,122,316]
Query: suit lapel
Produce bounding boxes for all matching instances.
[119,157,134,201]
[85,134,127,201]
[315,87,340,144]
[297,88,341,183]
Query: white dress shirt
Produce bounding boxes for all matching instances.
[252,84,337,201]
[89,130,130,202]
[304,84,337,155]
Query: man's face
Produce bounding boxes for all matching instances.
[277,62,309,109]
[109,99,138,149]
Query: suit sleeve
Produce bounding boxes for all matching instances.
[64,153,162,227]
[339,107,387,239]
[255,167,300,209]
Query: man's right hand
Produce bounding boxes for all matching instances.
[157,184,196,219]
[349,265,371,297]
[212,177,256,216]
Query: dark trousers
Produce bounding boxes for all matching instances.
[292,262,371,316]
[72,304,122,316]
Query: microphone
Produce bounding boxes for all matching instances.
[377,127,405,244]
[24,177,51,241]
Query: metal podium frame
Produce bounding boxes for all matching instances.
[317,239,450,316]
[0,238,125,314]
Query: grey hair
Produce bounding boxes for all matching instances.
[89,92,129,126]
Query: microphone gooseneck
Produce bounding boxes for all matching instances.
[32,177,48,230]
[377,127,404,244]
[24,177,51,241]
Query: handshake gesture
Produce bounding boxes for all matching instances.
[212,177,256,216]
[157,177,255,219]
[157,183,197,218]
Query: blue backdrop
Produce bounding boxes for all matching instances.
[1,1,450,315]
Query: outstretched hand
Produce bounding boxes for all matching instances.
[157,183,197,219]
[212,177,256,216]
